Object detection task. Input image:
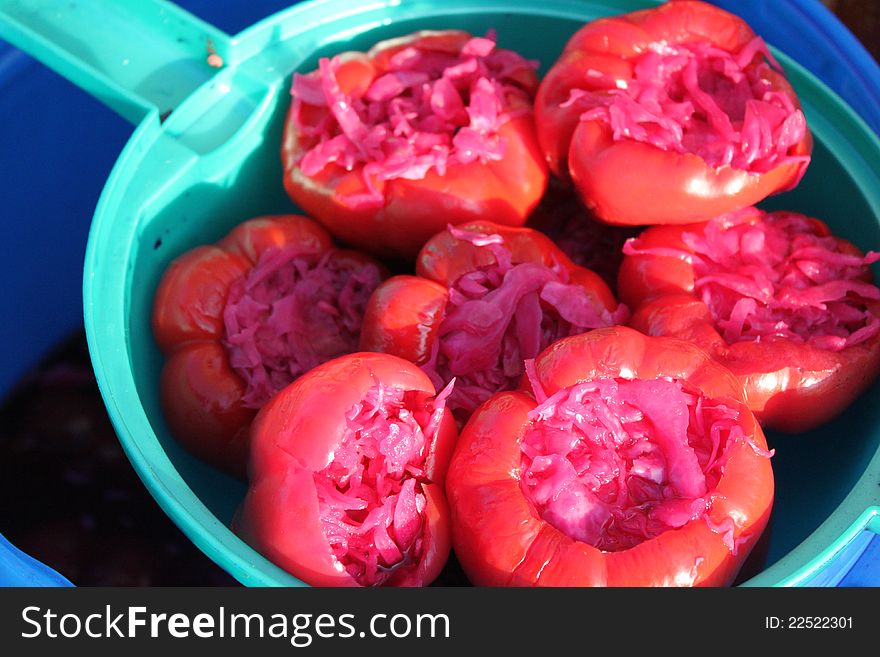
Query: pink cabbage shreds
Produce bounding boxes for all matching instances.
[570,38,808,172]
[222,246,383,409]
[520,376,765,552]
[315,380,452,587]
[290,33,538,208]
[673,212,880,350]
[421,226,628,417]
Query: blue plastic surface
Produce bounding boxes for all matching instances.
[838,533,880,586]
[0,0,878,587]
[0,534,72,587]
[802,530,876,587]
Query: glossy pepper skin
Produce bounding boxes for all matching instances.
[235,352,457,587]
[282,30,549,260]
[445,326,774,587]
[152,215,381,477]
[534,0,812,226]
[359,221,621,407]
[618,212,880,433]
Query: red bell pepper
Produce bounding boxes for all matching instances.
[282,29,549,259]
[618,208,880,432]
[360,221,628,420]
[152,215,385,476]
[235,352,457,587]
[534,0,812,226]
[445,326,774,586]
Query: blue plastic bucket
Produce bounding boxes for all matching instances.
[1,0,879,586]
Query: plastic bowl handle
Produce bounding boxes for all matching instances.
[0,0,230,125]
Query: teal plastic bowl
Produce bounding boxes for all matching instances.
[4,0,879,586]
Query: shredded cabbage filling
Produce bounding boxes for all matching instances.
[422,226,629,417]
[520,375,771,552]
[315,380,453,586]
[290,33,537,208]
[624,211,880,350]
[566,38,808,172]
[222,246,383,408]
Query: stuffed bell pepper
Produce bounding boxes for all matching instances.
[282,30,549,259]
[446,326,774,586]
[235,352,457,587]
[535,0,811,226]
[619,208,880,432]
[152,215,385,476]
[360,222,629,420]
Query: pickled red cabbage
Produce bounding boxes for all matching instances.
[569,38,808,173]
[520,375,770,552]
[315,380,453,586]
[290,33,537,208]
[624,211,880,350]
[223,246,383,408]
[421,226,629,417]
